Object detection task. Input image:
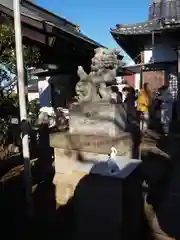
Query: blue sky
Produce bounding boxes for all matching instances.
[35,0,150,62]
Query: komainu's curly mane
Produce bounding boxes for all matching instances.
[75,48,119,103]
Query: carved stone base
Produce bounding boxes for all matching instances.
[69,101,127,137]
[50,132,132,157]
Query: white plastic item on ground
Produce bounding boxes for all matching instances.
[109,147,118,160]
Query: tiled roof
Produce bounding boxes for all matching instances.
[110,18,180,61]
[111,20,160,35]
[110,0,180,60]
[0,0,76,29]
[111,19,180,36]
[20,5,44,22]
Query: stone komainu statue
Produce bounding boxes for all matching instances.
[75,48,120,102]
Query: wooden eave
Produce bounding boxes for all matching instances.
[0,3,43,30]
[116,66,134,76]
[22,0,77,32]
[0,2,104,50]
[122,61,177,74]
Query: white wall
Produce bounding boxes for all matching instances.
[38,77,52,107]
[134,74,140,90]
[28,92,39,102]
[144,50,152,63]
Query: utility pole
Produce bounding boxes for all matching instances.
[13,0,33,217]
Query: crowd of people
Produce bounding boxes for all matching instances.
[111,79,179,137]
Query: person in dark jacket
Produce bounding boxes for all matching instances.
[110,86,122,104]
[122,86,136,123]
[122,87,135,109]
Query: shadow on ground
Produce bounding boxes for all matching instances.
[0,168,153,240]
[1,121,180,239]
[141,133,180,239]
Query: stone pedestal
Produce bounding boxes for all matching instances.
[50,94,144,238]
[50,132,133,204]
[50,133,143,238]
[51,101,134,205]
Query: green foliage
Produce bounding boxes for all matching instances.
[0,119,9,145]
[0,93,19,146]
[0,20,41,72]
[0,19,41,100]
[0,20,41,148]
[0,23,15,69]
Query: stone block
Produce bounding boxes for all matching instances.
[50,132,132,157]
[69,101,127,137]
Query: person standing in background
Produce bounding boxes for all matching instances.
[121,87,129,104]
[137,83,151,133]
[110,86,122,104]
[118,79,129,97]
[134,89,139,108]
[157,85,173,136]
[168,73,179,121]
[122,86,136,123]
[116,89,122,104]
